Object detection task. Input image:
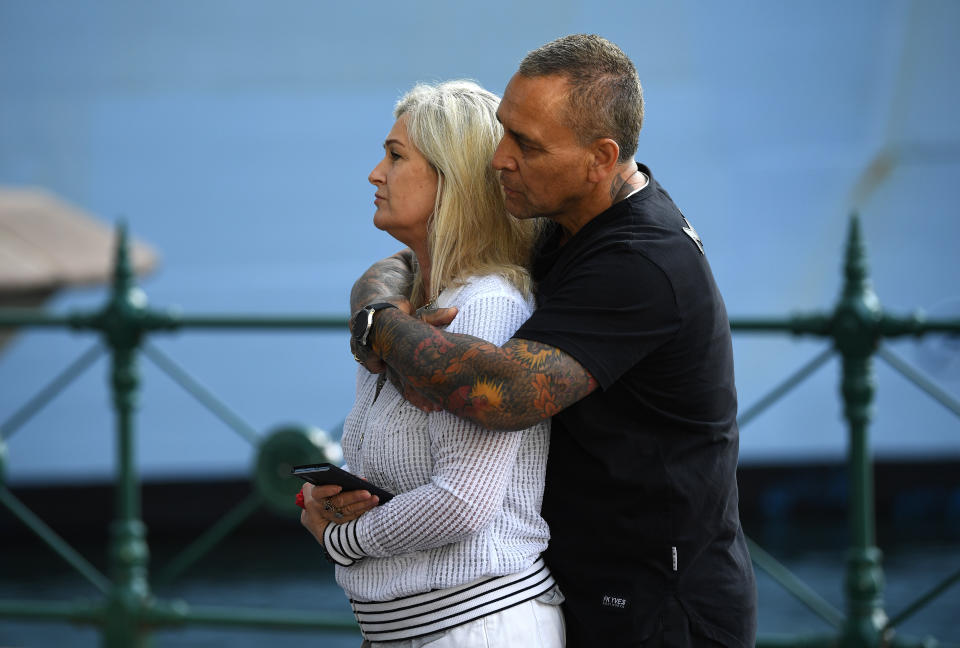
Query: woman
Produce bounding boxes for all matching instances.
[299,80,564,647]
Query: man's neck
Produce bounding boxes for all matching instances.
[609,163,646,203]
[557,163,645,240]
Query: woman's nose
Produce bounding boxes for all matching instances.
[368,158,387,185]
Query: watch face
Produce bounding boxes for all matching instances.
[352,303,395,349]
[351,308,368,342]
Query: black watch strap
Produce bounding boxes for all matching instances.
[354,302,399,350]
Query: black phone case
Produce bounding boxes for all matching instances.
[291,463,394,503]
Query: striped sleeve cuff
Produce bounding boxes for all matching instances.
[322,520,367,566]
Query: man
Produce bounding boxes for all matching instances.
[326,34,757,647]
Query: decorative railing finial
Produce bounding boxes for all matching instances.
[112,220,134,299]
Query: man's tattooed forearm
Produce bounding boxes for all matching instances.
[349,251,416,313]
[373,310,597,430]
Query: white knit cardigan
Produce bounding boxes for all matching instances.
[326,274,551,602]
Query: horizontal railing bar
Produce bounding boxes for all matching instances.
[0,308,349,331]
[731,315,960,337]
[730,315,832,336]
[3,309,955,336]
[916,319,960,334]
[746,536,845,628]
[0,598,103,623]
[0,487,110,595]
[879,316,960,336]
[169,315,348,329]
[0,310,79,328]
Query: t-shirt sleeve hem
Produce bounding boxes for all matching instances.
[511,329,616,390]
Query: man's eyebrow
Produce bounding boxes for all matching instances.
[500,122,537,147]
[496,109,541,148]
[510,128,538,148]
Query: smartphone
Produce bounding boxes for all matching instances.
[291,463,394,504]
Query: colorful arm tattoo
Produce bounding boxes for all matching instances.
[373,309,598,431]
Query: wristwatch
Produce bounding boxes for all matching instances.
[351,302,398,354]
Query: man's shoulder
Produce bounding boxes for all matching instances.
[617,183,710,277]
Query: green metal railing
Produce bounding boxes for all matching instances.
[730,214,960,648]
[0,224,360,646]
[0,215,958,646]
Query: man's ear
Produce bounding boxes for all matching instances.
[587,138,620,183]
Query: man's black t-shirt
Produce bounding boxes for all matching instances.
[515,164,757,647]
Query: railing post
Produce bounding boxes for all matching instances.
[834,215,887,647]
[95,223,153,647]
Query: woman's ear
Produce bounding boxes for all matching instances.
[587,138,621,183]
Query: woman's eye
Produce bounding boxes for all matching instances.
[389,151,402,160]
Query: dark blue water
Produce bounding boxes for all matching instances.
[2,528,957,646]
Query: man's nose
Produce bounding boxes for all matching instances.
[492,139,516,172]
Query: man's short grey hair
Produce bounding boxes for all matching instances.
[518,34,644,163]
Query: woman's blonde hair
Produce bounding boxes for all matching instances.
[395,80,539,306]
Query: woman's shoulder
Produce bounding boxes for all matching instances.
[439,273,532,309]
[440,273,535,342]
